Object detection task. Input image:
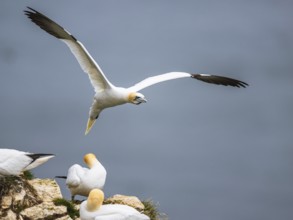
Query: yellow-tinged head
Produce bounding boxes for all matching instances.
[86,189,104,211]
[128,92,147,105]
[83,153,98,168]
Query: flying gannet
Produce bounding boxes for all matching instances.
[24,7,248,135]
[0,148,54,177]
[79,189,150,220]
[56,153,106,201]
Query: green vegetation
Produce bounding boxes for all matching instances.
[142,200,161,220]
[22,170,35,180]
[103,197,162,220]
[53,198,80,219]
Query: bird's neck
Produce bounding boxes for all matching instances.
[111,87,131,102]
[87,159,100,169]
[86,200,102,212]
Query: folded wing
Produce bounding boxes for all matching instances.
[0,149,54,176]
[66,164,85,187]
[24,153,55,170]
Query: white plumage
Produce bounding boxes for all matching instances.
[79,189,150,220]
[25,7,248,135]
[61,153,106,200]
[0,148,54,177]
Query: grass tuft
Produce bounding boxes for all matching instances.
[142,200,160,220]
[22,170,35,180]
[53,198,80,219]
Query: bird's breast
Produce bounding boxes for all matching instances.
[94,89,128,108]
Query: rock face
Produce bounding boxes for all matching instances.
[0,177,156,220]
[104,194,146,210]
[20,179,69,219]
[0,176,71,220]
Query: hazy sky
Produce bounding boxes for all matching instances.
[1,1,293,219]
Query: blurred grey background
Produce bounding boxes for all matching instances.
[1,0,293,219]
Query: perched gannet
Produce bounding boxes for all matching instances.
[0,148,54,177]
[24,7,248,135]
[80,189,150,220]
[57,153,106,201]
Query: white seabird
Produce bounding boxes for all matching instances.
[57,153,106,201]
[0,148,54,177]
[79,189,150,220]
[24,7,248,135]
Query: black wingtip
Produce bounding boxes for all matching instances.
[24,6,37,16]
[26,153,54,160]
[25,6,35,12]
[191,74,249,88]
[24,7,41,24]
[55,176,67,179]
[24,6,78,42]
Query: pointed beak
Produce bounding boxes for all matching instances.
[138,97,147,103]
[85,118,96,135]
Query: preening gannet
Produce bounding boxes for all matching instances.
[24,7,248,135]
[57,153,106,201]
[79,189,150,220]
[0,148,54,177]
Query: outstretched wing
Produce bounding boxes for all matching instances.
[24,7,113,92]
[128,72,248,92]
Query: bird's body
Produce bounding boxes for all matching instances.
[65,153,106,200]
[0,148,54,177]
[25,7,248,134]
[80,204,150,220]
[94,87,129,111]
[88,87,129,125]
[79,189,150,220]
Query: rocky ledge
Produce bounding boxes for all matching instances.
[0,176,165,220]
